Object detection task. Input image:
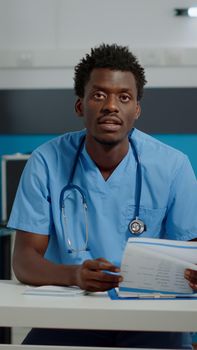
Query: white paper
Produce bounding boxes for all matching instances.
[23,285,84,297]
[119,238,197,297]
[129,238,197,263]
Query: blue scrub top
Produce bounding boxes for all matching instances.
[8,128,197,349]
[8,128,197,266]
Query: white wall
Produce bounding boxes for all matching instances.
[0,0,197,88]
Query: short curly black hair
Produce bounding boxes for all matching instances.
[74,43,147,100]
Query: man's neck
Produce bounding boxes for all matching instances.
[85,138,129,180]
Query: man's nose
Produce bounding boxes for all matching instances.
[102,95,119,113]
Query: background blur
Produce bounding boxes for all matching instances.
[0,0,197,172]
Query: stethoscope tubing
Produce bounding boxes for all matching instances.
[129,137,142,219]
[59,130,145,253]
[59,135,86,208]
[60,132,142,213]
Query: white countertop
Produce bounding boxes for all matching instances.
[1,280,197,332]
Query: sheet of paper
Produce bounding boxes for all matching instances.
[23,285,84,297]
[119,238,197,296]
[127,238,197,264]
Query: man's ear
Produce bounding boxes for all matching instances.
[135,102,141,120]
[75,98,84,117]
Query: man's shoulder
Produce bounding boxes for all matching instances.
[33,129,86,157]
[133,128,186,161]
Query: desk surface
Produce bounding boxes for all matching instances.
[1,280,197,332]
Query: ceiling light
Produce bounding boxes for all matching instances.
[188,7,197,17]
[174,7,197,17]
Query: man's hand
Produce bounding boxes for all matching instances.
[185,268,197,291]
[75,258,123,292]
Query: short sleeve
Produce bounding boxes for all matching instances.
[165,155,197,240]
[8,151,54,235]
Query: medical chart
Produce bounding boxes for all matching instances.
[119,238,197,297]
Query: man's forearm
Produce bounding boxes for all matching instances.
[13,249,79,286]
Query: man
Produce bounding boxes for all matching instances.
[8,44,197,348]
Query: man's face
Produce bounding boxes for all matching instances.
[75,68,141,147]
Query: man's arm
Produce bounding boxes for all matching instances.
[13,230,122,292]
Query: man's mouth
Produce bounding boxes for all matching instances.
[98,116,122,131]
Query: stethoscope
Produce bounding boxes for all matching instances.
[60,132,146,253]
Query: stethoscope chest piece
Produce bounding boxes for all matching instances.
[129,218,145,235]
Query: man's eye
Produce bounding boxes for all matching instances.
[120,94,131,102]
[93,92,105,100]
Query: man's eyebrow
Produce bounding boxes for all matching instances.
[91,85,133,92]
[91,84,105,90]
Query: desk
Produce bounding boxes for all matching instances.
[1,280,197,349]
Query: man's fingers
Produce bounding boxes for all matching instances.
[83,258,120,272]
[88,269,123,283]
[82,278,120,292]
[78,258,123,292]
[84,280,120,292]
[189,282,197,291]
[95,258,121,273]
[185,269,197,283]
[185,269,197,291]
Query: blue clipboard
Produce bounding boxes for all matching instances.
[108,288,197,300]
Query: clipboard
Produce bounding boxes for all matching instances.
[108,288,197,300]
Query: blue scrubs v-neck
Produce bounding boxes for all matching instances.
[71,144,137,266]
